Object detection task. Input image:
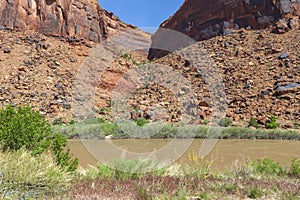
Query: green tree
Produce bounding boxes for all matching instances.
[0,105,78,172]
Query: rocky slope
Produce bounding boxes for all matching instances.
[0,0,149,123]
[153,29,300,127]
[149,0,300,59]
[0,0,135,41]
[0,0,299,129]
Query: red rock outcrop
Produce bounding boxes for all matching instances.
[149,0,300,59]
[0,0,135,41]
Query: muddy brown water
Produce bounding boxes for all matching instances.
[69,139,300,171]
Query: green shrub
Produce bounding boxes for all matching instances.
[153,124,175,138]
[97,163,114,179]
[136,118,150,127]
[0,148,74,198]
[218,118,232,127]
[289,157,300,178]
[265,115,279,129]
[100,123,123,137]
[293,122,299,129]
[249,118,260,129]
[69,119,75,125]
[50,134,78,172]
[203,120,210,125]
[196,126,209,138]
[248,158,285,176]
[198,191,210,200]
[0,105,52,152]
[0,105,78,172]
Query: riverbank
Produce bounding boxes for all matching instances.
[53,121,300,140]
[0,154,300,200]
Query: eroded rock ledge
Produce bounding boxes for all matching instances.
[149,0,300,59]
[0,0,135,42]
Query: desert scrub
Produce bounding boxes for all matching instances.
[82,159,166,181]
[135,118,150,127]
[289,157,300,178]
[265,115,279,129]
[53,119,300,140]
[248,158,285,176]
[248,117,260,129]
[247,186,264,199]
[0,105,78,172]
[0,105,52,152]
[0,148,74,198]
[218,118,232,127]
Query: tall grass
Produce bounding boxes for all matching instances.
[83,158,166,181]
[0,148,74,198]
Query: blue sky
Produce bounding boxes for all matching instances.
[98,0,184,33]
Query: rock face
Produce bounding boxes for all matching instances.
[0,0,134,41]
[149,0,300,59]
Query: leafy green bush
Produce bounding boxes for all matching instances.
[50,133,78,172]
[0,105,78,172]
[0,105,52,152]
[218,118,232,127]
[0,148,74,198]
[265,115,279,129]
[289,157,300,178]
[249,117,260,129]
[248,158,285,176]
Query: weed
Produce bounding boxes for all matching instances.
[247,187,264,199]
[293,122,299,129]
[203,120,210,125]
[136,187,152,200]
[224,183,235,193]
[186,151,213,179]
[289,157,300,178]
[198,191,211,200]
[248,117,260,129]
[265,115,279,129]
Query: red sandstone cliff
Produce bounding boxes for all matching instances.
[149,0,300,59]
[0,0,135,41]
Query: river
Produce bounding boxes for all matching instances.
[69,139,300,171]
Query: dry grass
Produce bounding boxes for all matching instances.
[0,148,74,199]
